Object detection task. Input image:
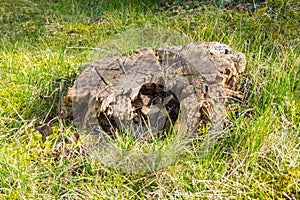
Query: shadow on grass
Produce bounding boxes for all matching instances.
[0,0,268,44]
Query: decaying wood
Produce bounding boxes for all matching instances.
[66,42,246,140]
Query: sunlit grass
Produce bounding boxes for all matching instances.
[0,0,299,199]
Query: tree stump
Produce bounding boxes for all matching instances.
[66,42,246,141]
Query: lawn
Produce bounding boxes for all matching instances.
[0,0,299,199]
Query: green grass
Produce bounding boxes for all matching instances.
[0,0,299,199]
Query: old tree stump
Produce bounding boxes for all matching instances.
[64,42,246,143]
